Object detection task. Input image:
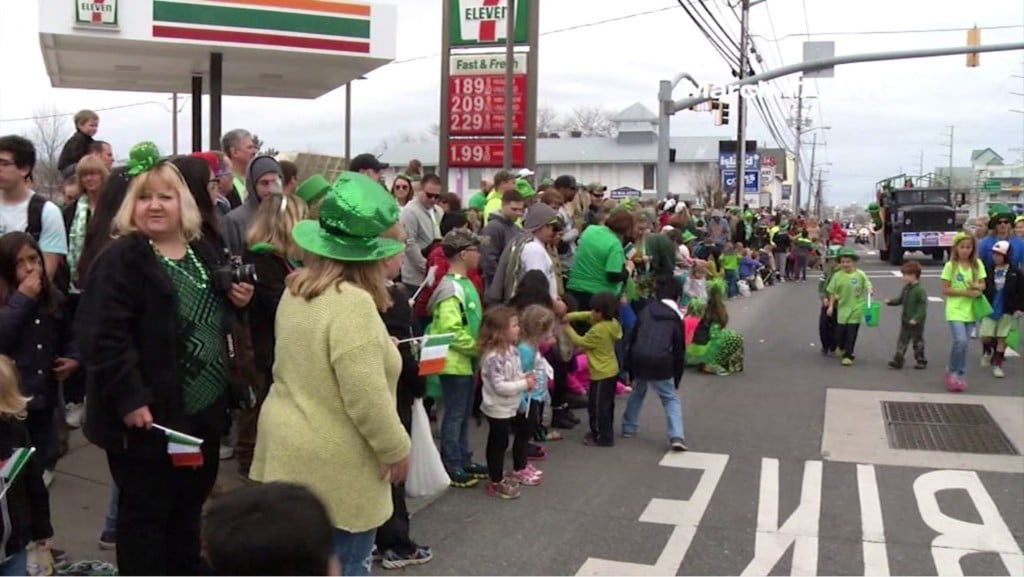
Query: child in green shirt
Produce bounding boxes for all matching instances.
[885,260,928,370]
[818,257,840,355]
[563,292,622,447]
[720,242,741,299]
[825,248,872,366]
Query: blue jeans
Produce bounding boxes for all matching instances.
[333,528,377,576]
[0,550,26,576]
[621,379,684,441]
[104,483,119,533]
[725,269,739,298]
[439,375,475,474]
[948,321,973,376]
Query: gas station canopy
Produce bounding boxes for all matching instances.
[39,0,398,99]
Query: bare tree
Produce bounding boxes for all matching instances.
[690,165,727,209]
[427,123,440,137]
[30,105,70,201]
[563,106,617,138]
[536,106,563,136]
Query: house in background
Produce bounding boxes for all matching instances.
[934,148,1024,218]
[378,102,785,205]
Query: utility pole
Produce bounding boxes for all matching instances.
[791,79,805,212]
[502,0,516,170]
[917,149,924,177]
[816,169,824,220]
[735,0,750,206]
[171,92,179,155]
[940,125,955,185]
[807,131,817,215]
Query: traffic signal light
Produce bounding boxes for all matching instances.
[967,26,980,67]
[715,102,731,125]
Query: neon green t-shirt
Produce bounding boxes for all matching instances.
[826,269,872,324]
[567,225,626,295]
[940,260,986,323]
[720,253,740,271]
[233,175,247,203]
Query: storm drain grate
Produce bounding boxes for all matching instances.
[881,401,1019,455]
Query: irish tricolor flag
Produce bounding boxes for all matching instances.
[155,425,204,468]
[419,333,454,376]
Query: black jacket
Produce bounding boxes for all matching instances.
[984,262,1024,316]
[57,131,94,172]
[243,248,291,386]
[0,292,78,411]
[0,417,53,558]
[625,300,685,385]
[75,233,233,457]
[382,284,425,432]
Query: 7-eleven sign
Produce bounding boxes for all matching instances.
[75,0,118,26]
[450,0,528,46]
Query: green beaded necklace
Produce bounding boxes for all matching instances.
[150,240,209,289]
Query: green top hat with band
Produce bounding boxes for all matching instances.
[988,203,1014,228]
[292,171,404,262]
[296,174,330,205]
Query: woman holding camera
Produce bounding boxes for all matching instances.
[235,193,308,479]
[75,160,254,575]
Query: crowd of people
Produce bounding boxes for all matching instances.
[0,106,1021,576]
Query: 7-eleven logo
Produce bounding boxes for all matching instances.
[456,0,511,44]
[91,0,106,23]
[77,0,116,25]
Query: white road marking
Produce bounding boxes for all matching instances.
[891,271,903,278]
[928,297,944,303]
[914,470,1024,575]
[857,464,890,576]
[741,459,822,576]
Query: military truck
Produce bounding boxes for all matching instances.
[869,174,960,266]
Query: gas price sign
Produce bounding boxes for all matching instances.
[447,139,525,167]
[448,53,527,136]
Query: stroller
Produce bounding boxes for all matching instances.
[757,249,775,287]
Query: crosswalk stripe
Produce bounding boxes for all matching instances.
[927,297,944,302]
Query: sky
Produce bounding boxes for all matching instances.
[1,0,1022,205]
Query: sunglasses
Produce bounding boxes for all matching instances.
[996,219,1011,225]
[394,184,410,191]
[425,192,440,199]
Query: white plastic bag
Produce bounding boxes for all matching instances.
[753,274,765,291]
[738,280,751,298]
[405,398,450,498]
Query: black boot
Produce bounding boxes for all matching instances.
[552,405,577,429]
[888,356,904,369]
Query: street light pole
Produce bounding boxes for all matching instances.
[793,79,804,212]
[171,92,179,155]
[656,72,701,199]
[735,0,750,206]
[807,131,816,214]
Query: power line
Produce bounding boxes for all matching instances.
[753,23,1024,43]
[2,4,679,124]
[675,0,740,74]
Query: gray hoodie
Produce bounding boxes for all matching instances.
[223,155,282,256]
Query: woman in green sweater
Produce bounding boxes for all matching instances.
[251,172,411,577]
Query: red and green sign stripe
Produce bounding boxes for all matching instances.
[153,0,371,54]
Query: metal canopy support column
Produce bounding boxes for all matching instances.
[524,0,539,172]
[438,0,452,190]
[191,75,203,153]
[209,52,223,151]
[502,0,516,170]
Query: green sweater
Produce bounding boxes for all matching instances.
[719,253,739,271]
[887,281,927,325]
[565,311,622,380]
[426,274,482,376]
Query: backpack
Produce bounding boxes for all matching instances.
[629,303,681,367]
[25,194,47,242]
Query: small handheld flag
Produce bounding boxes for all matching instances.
[0,447,35,499]
[154,424,204,468]
[418,333,454,376]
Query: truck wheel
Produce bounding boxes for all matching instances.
[879,248,889,261]
[889,233,903,266]
[933,249,946,261]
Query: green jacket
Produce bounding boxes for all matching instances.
[818,263,839,299]
[565,311,623,380]
[426,274,482,376]
[888,281,927,325]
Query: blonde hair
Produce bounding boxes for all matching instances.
[112,162,203,241]
[0,356,30,419]
[518,304,554,344]
[286,253,393,311]
[75,154,109,185]
[246,194,308,260]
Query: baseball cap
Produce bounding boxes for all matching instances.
[992,240,1011,255]
[553,175,578,189]
[349,153,389,173]
[516,168,535,178]
[586,182,607,194]
[442,228,485,252]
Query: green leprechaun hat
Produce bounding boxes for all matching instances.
[988,203,1014,228]
[291,171,404,262]
[296,174,330,206]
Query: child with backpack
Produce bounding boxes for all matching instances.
[562,292,622,447]
[622,277,687,451]
[425,229,487,488]
[980,241,1024,379]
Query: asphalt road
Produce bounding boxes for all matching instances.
[393,243,1024,576]
[50,242,1023,575]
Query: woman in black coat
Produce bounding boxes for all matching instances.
[75,161,253,576]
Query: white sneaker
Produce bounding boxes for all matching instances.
[993,365,1005,378]
[981,356,991,367]
[219,445,234,460]
[65,402,85,429]
[43,470,54,488]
